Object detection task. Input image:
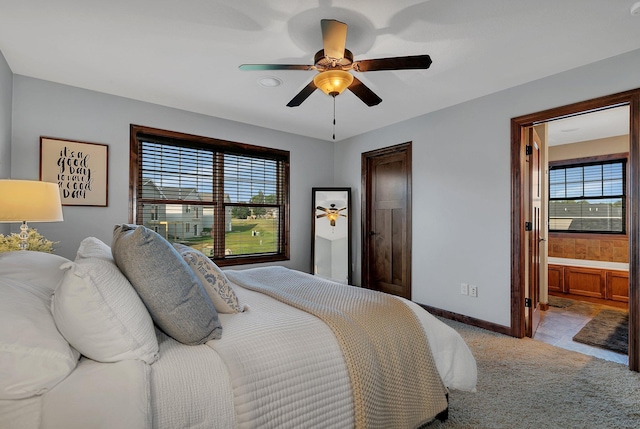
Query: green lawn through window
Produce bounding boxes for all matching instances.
[181,218,277,256]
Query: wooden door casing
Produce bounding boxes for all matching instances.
[511,88,639,372]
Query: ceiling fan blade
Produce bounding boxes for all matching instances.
[317,214,327,218]
[321,19,348,60]
[239,64,315,71]
[287,80,317,107]
[348,76,382,107]
[353,55,432,72]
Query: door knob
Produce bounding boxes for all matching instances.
[369,231,377,236]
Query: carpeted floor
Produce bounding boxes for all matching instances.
[573,309,629,355]
[428,318,640,428]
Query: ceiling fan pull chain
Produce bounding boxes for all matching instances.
[333,95,336,140]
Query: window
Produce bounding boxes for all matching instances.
[549,156,626,234]
[130,125,290,266]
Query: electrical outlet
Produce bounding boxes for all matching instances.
[460,283,469,295]
[470,285,478,298]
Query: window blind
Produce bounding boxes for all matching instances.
[131,126,290,265]
[549,159,625,234]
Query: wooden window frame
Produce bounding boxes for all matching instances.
[548,153,628,235]
[129,124,290,266]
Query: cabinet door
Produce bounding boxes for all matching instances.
[548,265,565,293]
[606,270,629,302]
[564,267,605,299]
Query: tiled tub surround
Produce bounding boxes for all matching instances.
[548,234,628,263]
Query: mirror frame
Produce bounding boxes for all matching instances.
[311,187,352,284]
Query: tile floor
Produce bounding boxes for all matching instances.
[533,298,629,365]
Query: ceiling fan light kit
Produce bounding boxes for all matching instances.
[239,19,433,108]
[317,203,347,228]
[313,70,354,96]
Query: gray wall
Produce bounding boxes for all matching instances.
[335,48,640,327]
[8,46,640,328]
[11,76,335,269]
[0,50,12,234]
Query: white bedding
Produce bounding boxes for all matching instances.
[154,278,477,429]
[41,358,151,429]
[210,285,355,429]
[1,263,476,429]
[151,330,236,429]
[401,298,478,392]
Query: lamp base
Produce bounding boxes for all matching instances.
[19,221,29,251]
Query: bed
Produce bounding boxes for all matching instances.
[0,225,476,429]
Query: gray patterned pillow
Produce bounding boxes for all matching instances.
[173,244,242,313]
[111,224,222,345]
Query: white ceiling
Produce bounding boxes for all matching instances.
[1,1,640,142]
[547,106,630,146]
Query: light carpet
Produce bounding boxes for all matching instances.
[429,318,640,428]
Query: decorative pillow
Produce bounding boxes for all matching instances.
[0,250,70,293]
[52,256,159,364]
[111,224,222,345]
[173,243,242,314]
[0,276,80,399]
[76,236,113,260]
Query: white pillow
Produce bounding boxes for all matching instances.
[52,256,159,364]
[174,243,243,313]
[0,250,70,293]
[76,236,113,260]
[0,276,80,399]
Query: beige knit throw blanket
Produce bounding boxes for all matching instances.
[226,266,448,429]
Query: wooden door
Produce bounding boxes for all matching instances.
[525,128,542,337]
[362,142,412,299]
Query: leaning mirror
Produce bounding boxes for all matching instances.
[311,187,351,284]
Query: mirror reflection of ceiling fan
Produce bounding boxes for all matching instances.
[240,19,433,107]
[316,203,347,227]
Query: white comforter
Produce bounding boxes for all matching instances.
[11,271,476,429]
[150,275,477,429]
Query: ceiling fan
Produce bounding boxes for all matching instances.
[316,203,347,227]
[239,19,433,108]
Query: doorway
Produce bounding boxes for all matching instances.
[361,142,412,299]
[511,89,640,371]
[529,106,630,364]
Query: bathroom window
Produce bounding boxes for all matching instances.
[549,156,626,234]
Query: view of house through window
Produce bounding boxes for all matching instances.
[549,158,626,234]
[130,125,290,265]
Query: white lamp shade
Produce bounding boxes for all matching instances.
[0,180,64,222]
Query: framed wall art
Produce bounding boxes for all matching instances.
[40,137,109,207]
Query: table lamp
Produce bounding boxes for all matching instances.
[0,179,64,250]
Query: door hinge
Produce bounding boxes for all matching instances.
[524,222,532,231]
[525,297,532,308]
[525,145,533,155]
